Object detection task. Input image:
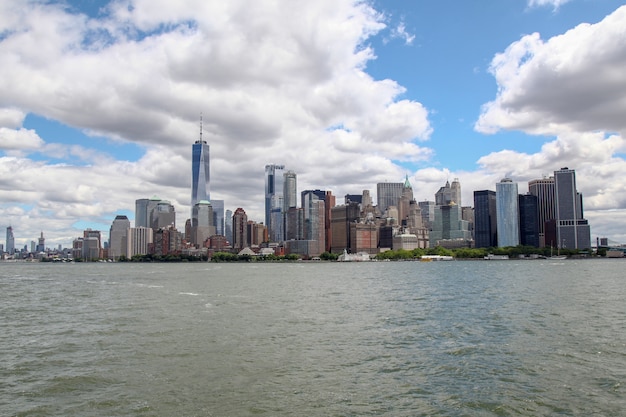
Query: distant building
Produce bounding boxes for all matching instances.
[519,193,540,247]
[191,200,215,247]
[496,178,519,247]
[211,199,225,236]
[232,208,248,251]
[109,215,131,259]
[191,132,210,209]
[473,190,497,248]
[377,182,404,215]
[127,227,153,257]
[36,231,45,252]
[435,178,462,206]
[330,202,360,254]
[554,167,591,250]
[528,176,556,247]
[418,201,436,230]
[265,164,285,241]
[429,203,472,248]
[6,226,15,255]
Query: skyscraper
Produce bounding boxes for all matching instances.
[377,182,404,215]
[191,200,215,246]
[528,176,556,247]
[191,125,210,210]
[282,170,298,240]
[109,215,130,260]
[518,193,540,247]
[265,164,285,241]
[554,167,591,250]
[6,226,15,255]
[435,178,462,206]
[496,178,520,247]
[232,208,248,250]
[473,190,497,248]
[211,199,225,236]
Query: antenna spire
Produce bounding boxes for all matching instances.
[199,113,203,143]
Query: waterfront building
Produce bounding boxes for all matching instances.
[109,215,130,260]
[496,178,520,247]
[350,222,378,255]
[377,182,404,215]
[153,226,182,256]
[473,190,497,248]
[127,227,153,257]
[554,167,591,250]
[393,233,419,251]
[6,226,15,255]
[330,202,360,254]
[528,176,556,247]
[429,203,472,248]
[211,199,225,236]
[302,189,326,251]
[232,208,248,251]
[519,193,540,247]
[265,164,285,241]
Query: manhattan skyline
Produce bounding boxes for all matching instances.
[0,0,625,247]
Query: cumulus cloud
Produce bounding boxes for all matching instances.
[0,0,433,245]
[476,6,626,137]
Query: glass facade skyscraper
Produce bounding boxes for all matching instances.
[496,178,520,247]
[473,190,497,248]
[191,139,210,210]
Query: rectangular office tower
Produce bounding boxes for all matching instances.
[554,167,591,250]
[265,164,285,242]
[473,190,497,248]
[377,182,404,215]
[496,178,520,248]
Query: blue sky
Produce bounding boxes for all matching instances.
[1,0,625,247]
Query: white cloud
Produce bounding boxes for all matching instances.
[0,127,44,152]
[476,6,626,137]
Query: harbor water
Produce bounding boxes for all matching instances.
[1,259,625,416]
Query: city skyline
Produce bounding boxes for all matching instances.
[1,1,625,247]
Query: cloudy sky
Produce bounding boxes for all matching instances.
[1,0,625,248]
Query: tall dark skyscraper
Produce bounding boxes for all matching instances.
[265,164,285,241]
[519,193,539,247]
[554,167,591,250]
[191,120,210,210]
[473,190,497,248]
[528,176,556,247]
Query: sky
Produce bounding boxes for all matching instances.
[1,0,626,248]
